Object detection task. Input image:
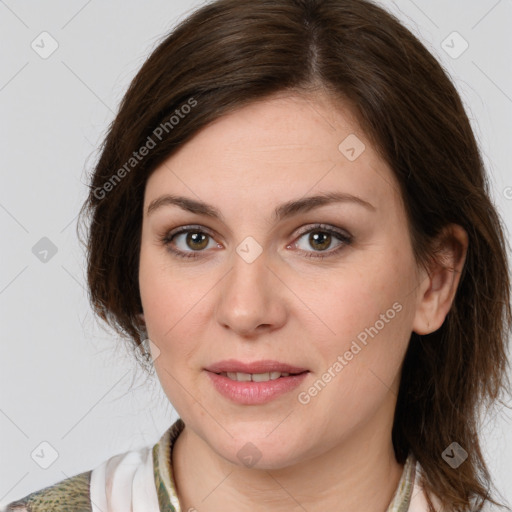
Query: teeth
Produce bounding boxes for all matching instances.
[221,371,292,382]
[252,372,271,382]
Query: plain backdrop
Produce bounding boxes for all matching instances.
[1,0,511,508]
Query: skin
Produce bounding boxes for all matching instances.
[138,91,468,512]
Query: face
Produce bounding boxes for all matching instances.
[139,92,425,470]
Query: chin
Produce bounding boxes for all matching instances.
[210,431,309,471]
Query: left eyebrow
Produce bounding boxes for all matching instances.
[146,191,376,222]
[273,192,376,221]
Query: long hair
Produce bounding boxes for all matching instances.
[78,1,512,510]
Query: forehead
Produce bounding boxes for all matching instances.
[178,92,364,161]
[144,92,401,217]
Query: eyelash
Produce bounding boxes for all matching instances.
[160,224,353,261]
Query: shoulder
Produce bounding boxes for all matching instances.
[1,471,92,512]
[1,441,157,512]
[1,421,183,512]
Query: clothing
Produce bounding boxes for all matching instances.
[1,418,438,512]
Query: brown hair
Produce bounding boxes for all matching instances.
[77,0,512,510]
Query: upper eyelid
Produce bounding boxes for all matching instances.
[164,224,217,241]
[293,223,351,239]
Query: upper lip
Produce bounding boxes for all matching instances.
[205,359,309,374]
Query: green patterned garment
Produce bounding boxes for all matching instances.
[2,472,93,512]
[2,418,420,512]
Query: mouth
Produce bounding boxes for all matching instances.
[204,359,310,405]
[215,370,306,382]
[204,359,309,376]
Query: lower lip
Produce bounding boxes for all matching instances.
[206,371,309,405]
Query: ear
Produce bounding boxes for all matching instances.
[412,224,468,335]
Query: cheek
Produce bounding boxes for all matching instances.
[307,261,406,339]
[310,248,416,376]
[138,246,215,383]
[140,242,189,326]
[139,248,188,353]
[139,255,202,407]
[300,276,413,433]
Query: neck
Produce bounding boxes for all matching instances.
[171,407,404,512]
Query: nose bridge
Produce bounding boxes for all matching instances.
[215,237,286,334]
[226,238,271,308]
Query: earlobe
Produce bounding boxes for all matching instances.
[412,224,468,335]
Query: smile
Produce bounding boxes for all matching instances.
[206,369,309,405]
[218,371,291,382]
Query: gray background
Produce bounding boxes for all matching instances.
[1,0,511,507]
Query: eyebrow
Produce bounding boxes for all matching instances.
[146,191,376,222]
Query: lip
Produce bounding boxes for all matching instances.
[204,359,309,374]
[204,359,309,405]
[206,372,309,405]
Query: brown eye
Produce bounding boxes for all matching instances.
[162,226,219,259]
[292,224,353,260]
[184,232,209,250]
[308,232,332,251]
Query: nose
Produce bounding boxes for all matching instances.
[214,246,288,338]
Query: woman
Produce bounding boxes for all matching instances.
[3,0,510,511]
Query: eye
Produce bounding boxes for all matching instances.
[161,223,353,260]
[290,224,353,259]
[161,225,220,259]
